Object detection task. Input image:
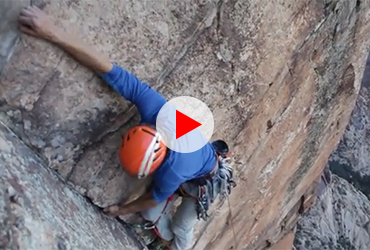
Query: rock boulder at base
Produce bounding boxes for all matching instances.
[0,122,143,250]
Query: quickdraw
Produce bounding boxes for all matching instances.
[196,186,210,220]
[194,155,237,221]
[129,222,156,230]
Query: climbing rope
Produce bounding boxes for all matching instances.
[130,195,175,250]
[227,194,238,249]
[153,227,173,250]
[129,222,173,250]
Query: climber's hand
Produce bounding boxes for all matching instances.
[103,205,128,217]
[18,5,59,41]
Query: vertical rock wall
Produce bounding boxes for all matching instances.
[0,0,25,74]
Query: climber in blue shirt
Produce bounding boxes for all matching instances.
[100,63,217,204]
[17,5,223,250]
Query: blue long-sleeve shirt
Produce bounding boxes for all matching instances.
[101,64,216,203]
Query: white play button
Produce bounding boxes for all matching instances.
[156,96,214,153]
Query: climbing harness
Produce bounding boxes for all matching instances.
[131,140,237,249]
[179,140,237,221]
[194,155,237,221]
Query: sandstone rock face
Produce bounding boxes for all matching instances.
[329,54,370,199]
[0,121,143,250]
[295,175,370,250]
[1,0,370,250]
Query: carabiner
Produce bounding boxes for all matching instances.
[143,222,155,230]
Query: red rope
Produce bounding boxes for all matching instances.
[152,194,174,225]
[144,194,175,250]
[153,226,173,250]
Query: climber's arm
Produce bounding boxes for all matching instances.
[103,190,158,217]
[120,191,158,215]
[48,30,113,74]
[18,5,167,122]
[18,5,112,74]
[103,172,181,217]
[118,177,153,206]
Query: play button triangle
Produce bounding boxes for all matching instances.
[175,110,202,139]
[156,96,214,153]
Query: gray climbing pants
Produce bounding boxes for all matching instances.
[141,183,199,250]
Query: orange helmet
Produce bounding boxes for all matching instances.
[119,124,167,179]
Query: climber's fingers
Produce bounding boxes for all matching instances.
[19,24,37,37]
[19,7,35,18]
[103,205,121,217]
[18,16,33,27]
[18,5,57,40]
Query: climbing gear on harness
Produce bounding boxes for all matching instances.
[179,140,237,221]
[130,221,156,230]
[213,140,238,247]
[128,221,158,246]
[195,155,236,221]
[119,124,167,179]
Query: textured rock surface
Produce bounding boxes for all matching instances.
[329,53,370,199]
[0,0,27,74]
[0,121,143,250]
[267,228,296,250]
[1,0,370,250]
[294,175,370,250]
[0,0,44,74]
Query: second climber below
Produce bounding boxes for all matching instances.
[18,5,236,250]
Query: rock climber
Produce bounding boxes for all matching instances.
[18,5,236,250]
